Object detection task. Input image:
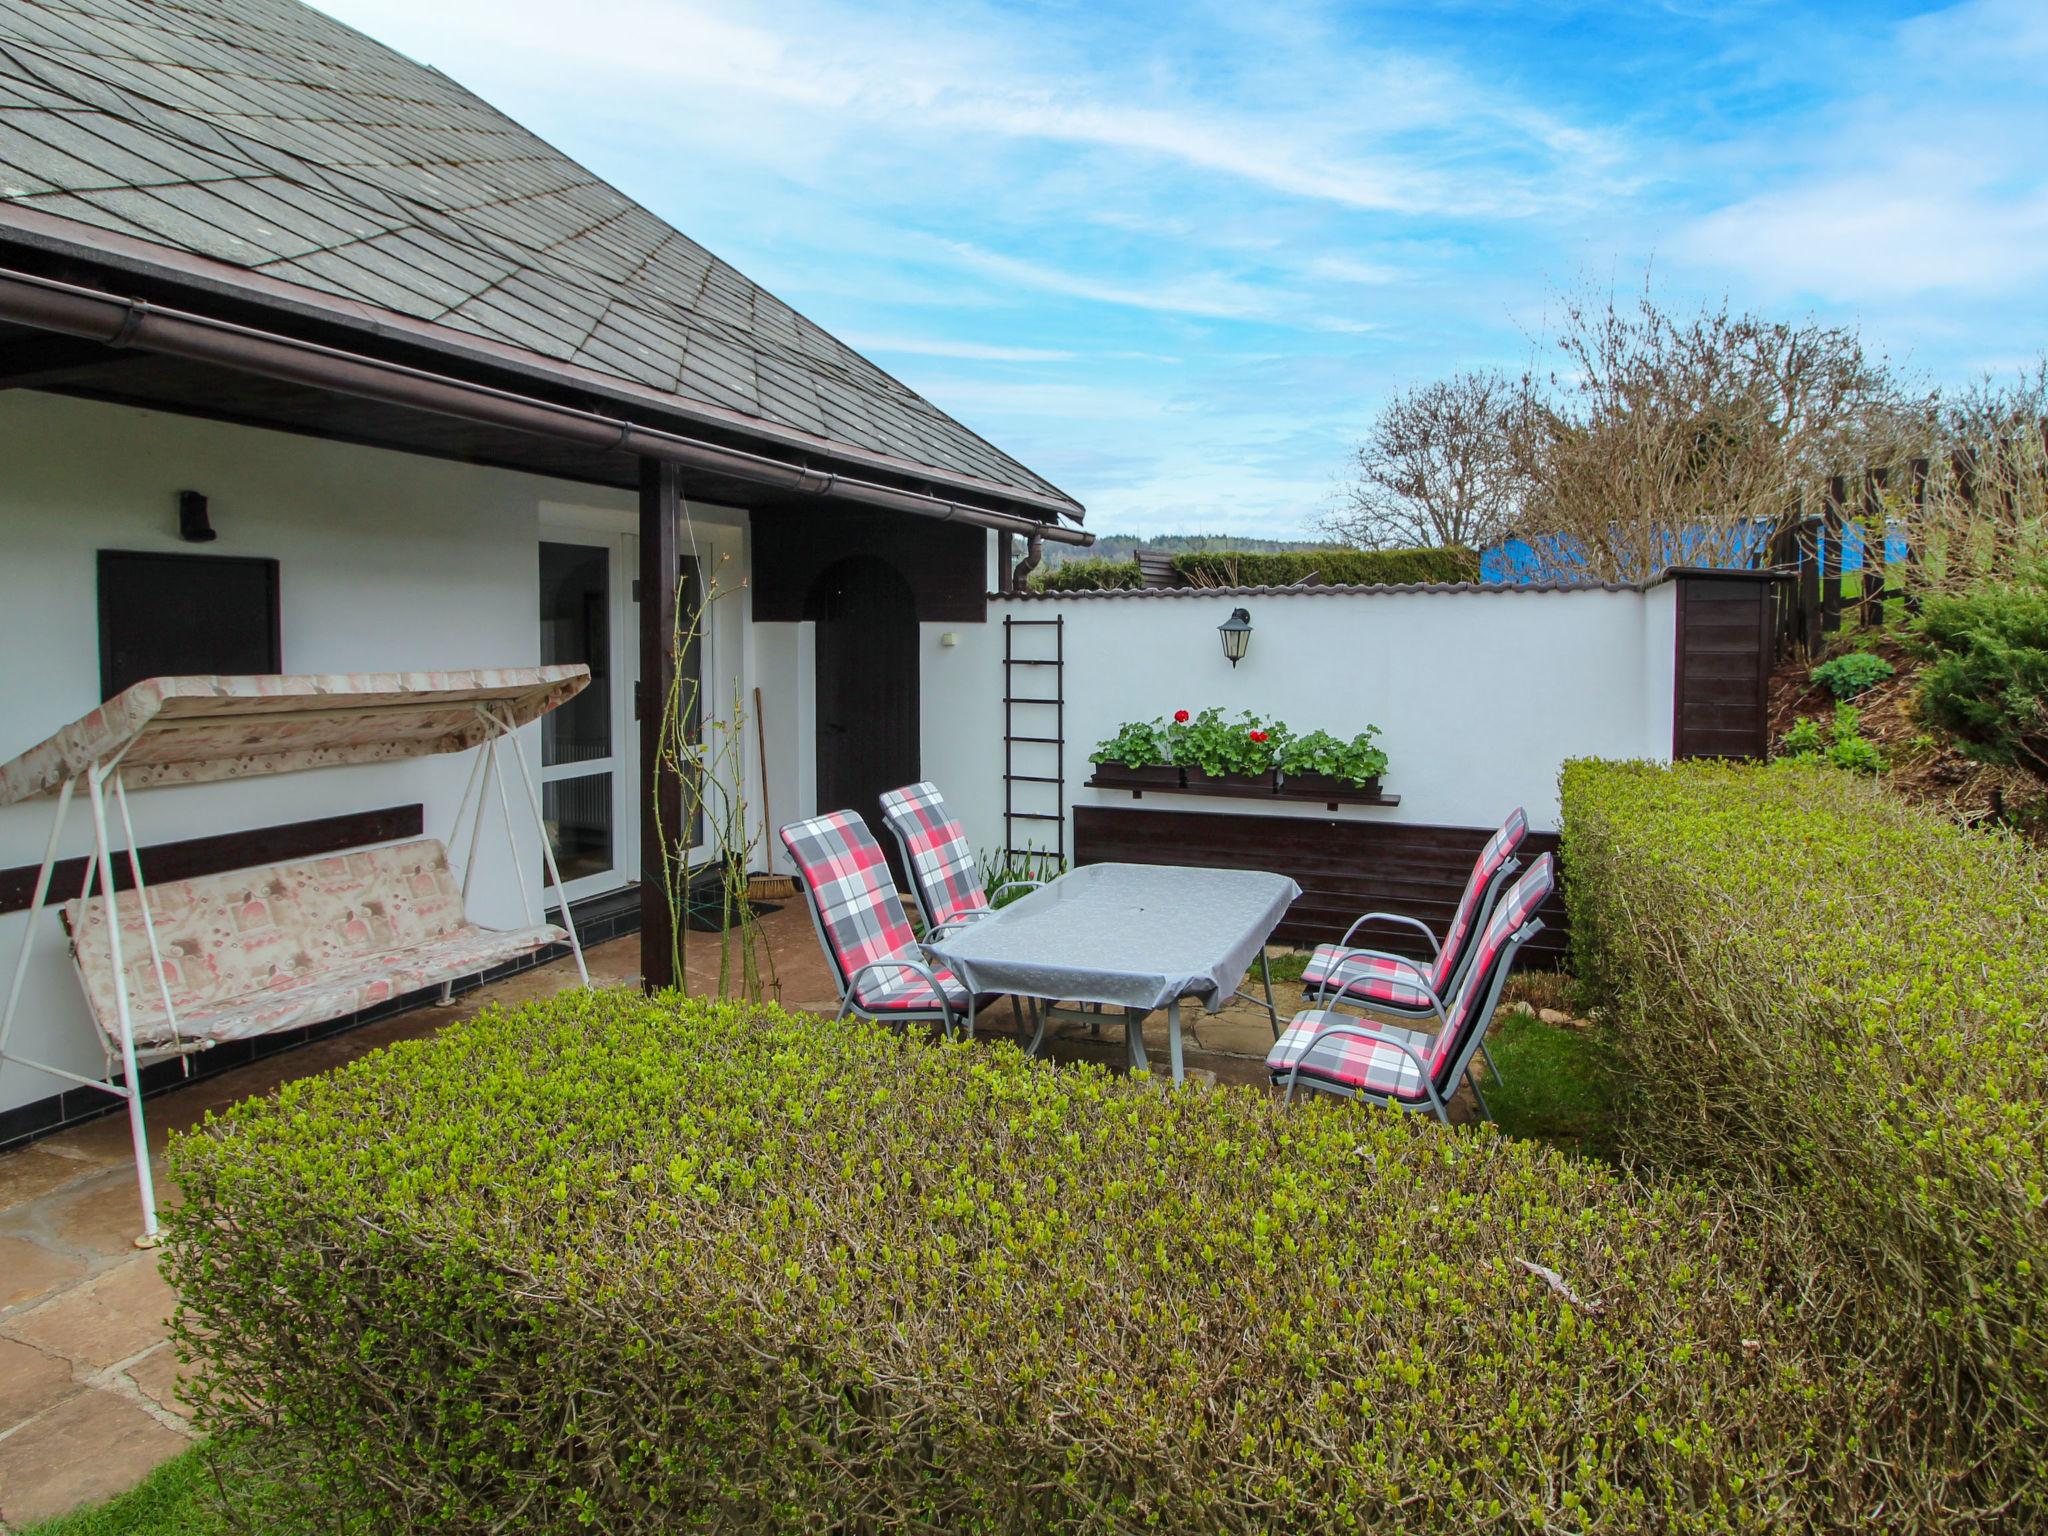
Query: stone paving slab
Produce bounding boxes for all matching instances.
[0,1380,191,1528]
[2,1255,176,1372]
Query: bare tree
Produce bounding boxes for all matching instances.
[1509,285,1908,582]
[1908,357,2048,595]
[1325,371,1527,551]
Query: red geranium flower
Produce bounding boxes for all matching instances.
[1173,709,1190,723]
[1249,729,1268,742]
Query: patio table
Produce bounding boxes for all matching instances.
[925,861,1301,1084]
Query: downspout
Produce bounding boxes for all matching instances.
[0,267,1095,546]
[1011,528,1045,588]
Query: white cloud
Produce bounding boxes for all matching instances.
[1679,175,2048,300]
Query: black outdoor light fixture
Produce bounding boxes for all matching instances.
[177,490,217,543]
[1218,606,1253,666]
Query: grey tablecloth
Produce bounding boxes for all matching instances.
[926,862,1301,1013]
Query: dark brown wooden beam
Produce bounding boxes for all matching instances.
[0,804,422,916]
[0,333,141,390]
[638,456,682,992]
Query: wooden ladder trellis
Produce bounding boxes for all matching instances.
[1002,614,1065,871]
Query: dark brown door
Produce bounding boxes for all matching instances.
[812,556,920,888]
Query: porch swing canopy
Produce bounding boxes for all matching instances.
[0,667,590,805]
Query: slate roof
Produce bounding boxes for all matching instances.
[0,0,1079,514]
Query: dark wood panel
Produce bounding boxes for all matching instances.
[814,556,921,888]
[751,503,988,623]
[639,457,682,992]
[1672,571,1774,760]
[0,804,423,916]
[1074,806,1568,967]
[1679,677,1766,706]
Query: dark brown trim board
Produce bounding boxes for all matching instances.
[0,804,423,916]
[1074,806,1567,968]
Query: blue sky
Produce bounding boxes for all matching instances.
[315,0,2048,539]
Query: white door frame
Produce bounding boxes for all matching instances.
[538,525,639,903]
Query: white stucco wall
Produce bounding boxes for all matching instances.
[0,391,771,1117]
[920,584,1679,867]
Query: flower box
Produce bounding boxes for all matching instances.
[1090,762,1184,790]
[1279,770,1382,799]
[1182,766,1277,794]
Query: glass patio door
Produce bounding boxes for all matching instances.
[538,532,637,900]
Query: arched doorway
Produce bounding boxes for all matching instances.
[809,555,920,887]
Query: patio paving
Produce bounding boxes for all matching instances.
[0,902,1470,1528]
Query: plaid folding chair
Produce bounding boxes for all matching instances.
[1266,854,1554,1123]
[780,809,993,1040]
[879,780,1044,932]
[1298,807,1527,1020]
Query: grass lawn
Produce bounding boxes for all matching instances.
[21,1448,223,1536]
[1483,1011,1614,1156]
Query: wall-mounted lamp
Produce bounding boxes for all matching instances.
[177,490,217,543]
[1218,606,1253,667]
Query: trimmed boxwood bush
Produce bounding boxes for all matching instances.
[1560,759,2048,1519]
[166,992,1984,1531]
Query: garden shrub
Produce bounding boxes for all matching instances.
[1170,545,1479,588]
[1809,649,1895,699]
[1778,701,1883,772]
[168,992,1967,1533]
[1917,578,2048,781]
[1027,558,1142,591]
[1560,759,2048,1519]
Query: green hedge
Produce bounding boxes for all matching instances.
[1170,546,1479,588]
[1560,759,2048,1515]
[1028,558,1142,591]
[1026,547,1479,593]
[168,993,1972,1532]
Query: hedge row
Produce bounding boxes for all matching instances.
[1028,558,1143,591]
[1559,759,2048,1517]
[1025,546,1480,593]
[170,992,1972,1532]
[1168,545,1479,588]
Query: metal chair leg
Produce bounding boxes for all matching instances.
[1466,1068,1493,1124]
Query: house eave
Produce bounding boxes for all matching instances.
[0,204,1086,529]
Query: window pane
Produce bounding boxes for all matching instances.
[538,542,610,768]
[544,772,614,884]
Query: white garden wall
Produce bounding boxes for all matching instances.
[920,583,1678,865]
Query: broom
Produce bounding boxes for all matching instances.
[746,685,799,901]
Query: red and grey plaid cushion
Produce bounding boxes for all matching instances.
[879,781,989,927]
[1433,852,1554,1058]
[1437,807,1528,988]
[852,961,975,1014]
[1266,1011,1438,1099]
[1297,948,1436,1010]
[780,809,922,990]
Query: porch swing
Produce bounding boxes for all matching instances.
[0,666,594,1245]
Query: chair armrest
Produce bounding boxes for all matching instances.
[1338,910,1440,957]
[988,878,1045,904]
[1311,949,1445,1022]
[843,955,961,1037]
